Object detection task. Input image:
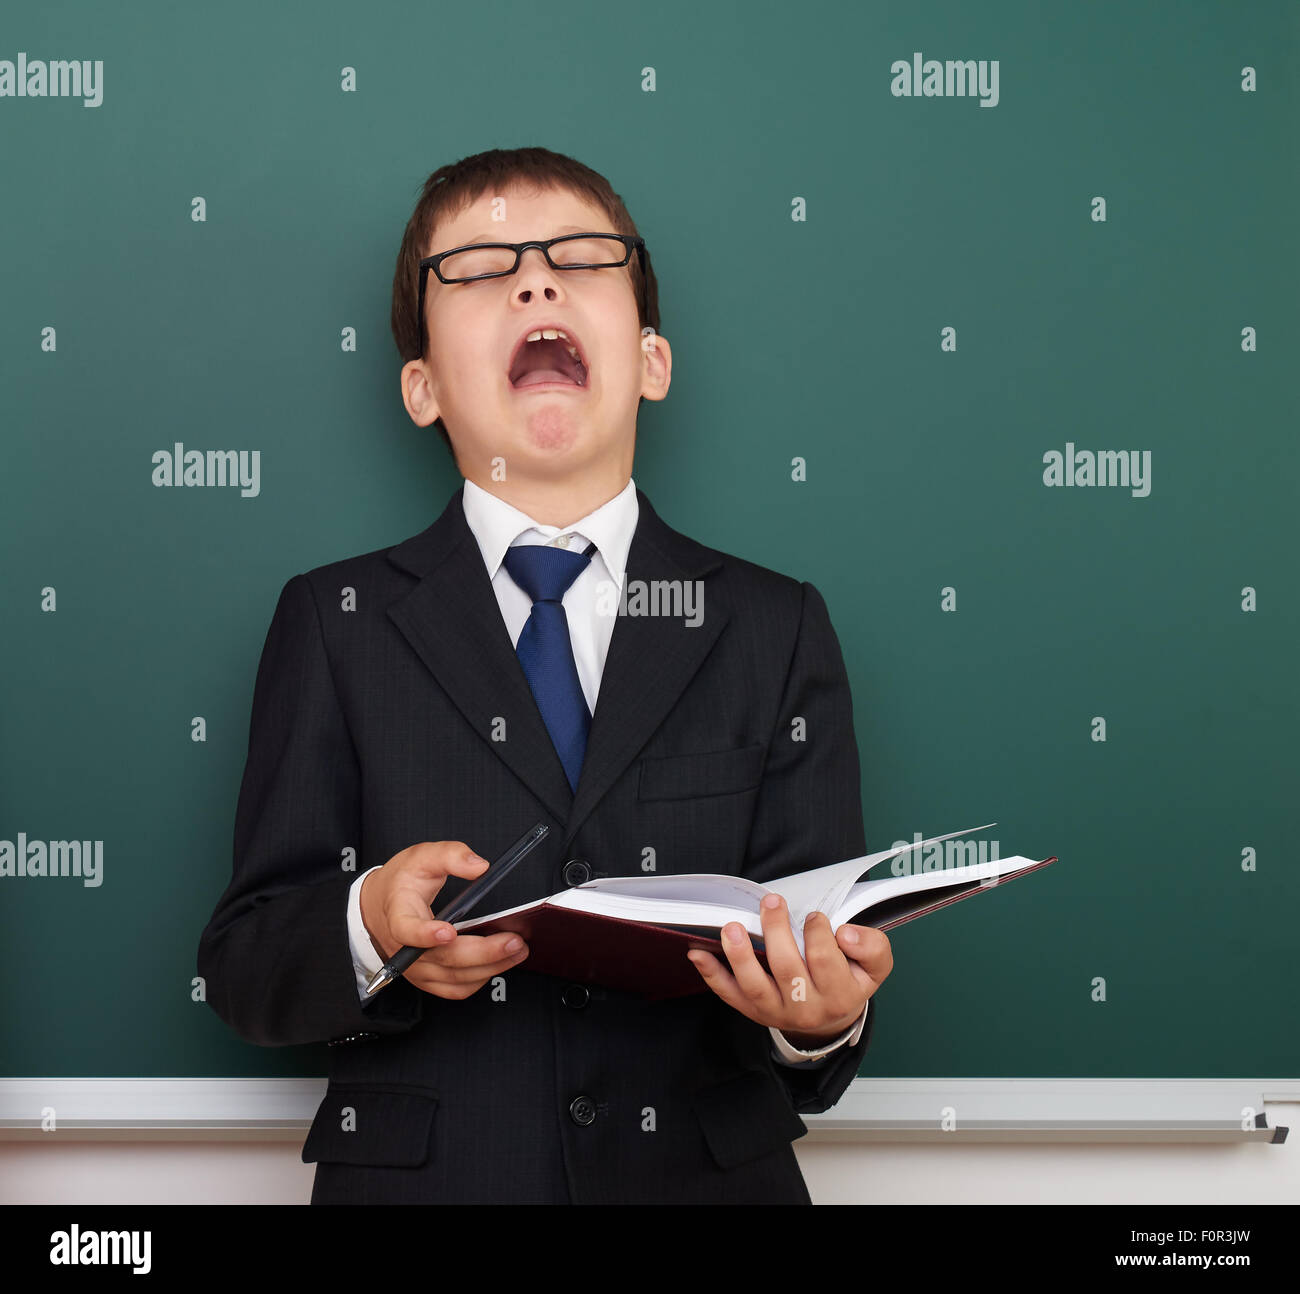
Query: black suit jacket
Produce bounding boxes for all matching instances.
[197,484,875,1204]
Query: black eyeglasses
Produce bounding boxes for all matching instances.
[416,233,647,358]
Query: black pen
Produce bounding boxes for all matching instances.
[363,823,550,998]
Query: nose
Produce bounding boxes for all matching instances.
[512,244,565,303]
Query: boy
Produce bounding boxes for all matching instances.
[197,146,892,1205]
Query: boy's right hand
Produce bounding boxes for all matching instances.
[359,841,529,1000]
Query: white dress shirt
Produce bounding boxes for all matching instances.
[346,476,869,1065]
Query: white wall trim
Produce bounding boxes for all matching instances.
[0,1077,1292,1142]
[801,1078,1295,1142]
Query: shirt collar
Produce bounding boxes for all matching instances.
[461,476,639,591]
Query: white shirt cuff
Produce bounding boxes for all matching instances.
[348,866,389,1001]
[768,998,870,1064]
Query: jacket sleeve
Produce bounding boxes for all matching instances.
[196,573,424,1047]
[736,579,877,1115]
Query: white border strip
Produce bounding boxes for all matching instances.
[801,1078,1294,1142]
[0,1077,1293,1141]
[0,1078,323,1133]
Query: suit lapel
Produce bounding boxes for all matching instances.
[386,484,727,846]
[565,492,726,847]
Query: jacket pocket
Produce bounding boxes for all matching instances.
[638,743,765,801]
[692,1069,807,1170]
[301,1082,438,1167]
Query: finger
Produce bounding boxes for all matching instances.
[756,895,808,1002]
[388,845,496,944]
[388,887,460,948]
[417,840,492,882]
[801,911,858,996]
[397,842,490,908]
[838,924,893,983]
[407,943,529,987]
[415,931,529,969]
[795,913,872,1025]
[831,926,886,1000]
[685,950,758,1022]
[408,968,501,1001]
[715,922,783,1014]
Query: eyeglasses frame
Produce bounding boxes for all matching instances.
[416,233,648,359]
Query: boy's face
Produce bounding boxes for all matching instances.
[401,185,670,488]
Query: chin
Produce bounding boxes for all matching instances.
[519,404,586,457]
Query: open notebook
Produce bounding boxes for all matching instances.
[455,825,1056,999]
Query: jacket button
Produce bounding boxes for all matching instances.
[569,1095,597,1126]
[562,858,591,887]
[562,983,590,1010]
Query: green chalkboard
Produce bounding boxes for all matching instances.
[1,0,1295,1092]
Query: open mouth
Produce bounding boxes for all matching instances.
[508,326,589,390]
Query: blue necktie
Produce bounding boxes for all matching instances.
[502,540,596,793]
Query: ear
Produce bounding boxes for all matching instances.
[400,357,443,428]
[639,330,671,403]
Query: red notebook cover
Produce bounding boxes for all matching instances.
[465,905,745,1000]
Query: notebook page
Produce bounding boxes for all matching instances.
[831,854,1040,925]
[765,825,998,931]
[573,872,771,908]
[549,888,769,939]
[554,826,993,928]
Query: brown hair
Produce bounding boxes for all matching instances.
[390,147,661,454]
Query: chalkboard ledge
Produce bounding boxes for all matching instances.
[801,1078,1293,1143]
[0,1078,1291,1143]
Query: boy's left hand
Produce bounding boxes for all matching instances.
[686,895,893,1047]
